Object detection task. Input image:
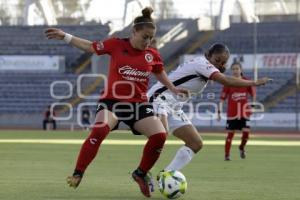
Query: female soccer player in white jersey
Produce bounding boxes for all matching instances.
[143,43,271,175]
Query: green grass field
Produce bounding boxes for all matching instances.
[0,130,300,200]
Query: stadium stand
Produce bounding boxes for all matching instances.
[0,24,109,116]
[112,18,194,38]
[0,25,110,67]
[197,21,300,54]
[0,21,299,128]
[269,92,300,113]
[0,72,78,113]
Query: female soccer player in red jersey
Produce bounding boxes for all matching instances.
[45,7,188,197]
[218,62,256,161]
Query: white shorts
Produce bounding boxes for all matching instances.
[152,93,192,134]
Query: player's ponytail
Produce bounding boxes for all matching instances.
[133,7,155,31]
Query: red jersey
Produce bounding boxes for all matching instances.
[220,78,256,119]
[92,38,163,102]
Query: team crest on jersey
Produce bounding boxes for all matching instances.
[232,92,247,101]
[145,53,153,63]
[96,41,104,51]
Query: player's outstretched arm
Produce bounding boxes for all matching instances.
[154,70,190,96]
[217,100,224,121]
[211,73,271,87]
[44,28,95,53]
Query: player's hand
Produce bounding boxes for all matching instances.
[44,28,65,40]
[172,88,191,101]
[254,77,273,86]
[66,175,82,188]
[171,88,190,97]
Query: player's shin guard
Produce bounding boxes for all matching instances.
[240,131,249,151]
[225,132,234,157]
[138,132,167,173]
[165,145,195,171]
[74,122,110,175]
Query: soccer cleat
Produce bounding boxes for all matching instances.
[224,156,231,161]
[67,170,83,188]
[66,175,82,188]
[240,149,246,159]
[132,170,151,197]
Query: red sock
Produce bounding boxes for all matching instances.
[138,133,167,173]
[239,131,249,151]
[225,132,234,157]
[75,122,110,173]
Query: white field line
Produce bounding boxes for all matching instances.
[0,139,300,146]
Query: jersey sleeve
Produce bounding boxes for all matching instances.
[220,86,229,100]
[243,77,256,97]
[150,49,164,74]
[248,85,256,97]
[195,60,220,80]
[92,37,119,55]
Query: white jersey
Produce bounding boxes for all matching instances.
[148,56,220,101]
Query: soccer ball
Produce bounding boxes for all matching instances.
[158,170,187,199]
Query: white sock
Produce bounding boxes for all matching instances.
[165,146,195,171]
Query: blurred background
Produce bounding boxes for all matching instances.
[0,0,299,132]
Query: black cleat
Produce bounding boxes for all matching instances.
[66,175,82,188]
[224,156,231,161]
[240,149,246,159]
[66,170,83,188]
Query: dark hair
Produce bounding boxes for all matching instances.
[133,7,155,31]
[231,62,244,76]
[205,43,230,58]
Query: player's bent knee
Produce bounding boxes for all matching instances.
[156,132,167,142]
[195,140,203,152]
[151,132,167,145]
[187,140,203,153]
[149,132,167,153]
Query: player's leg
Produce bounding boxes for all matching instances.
[165,123,202,171]
[86,119,91,131]
[43,119,47,130]
[132,113,167,197]
[82,119,90,131]
[132,104,168,173]
[134,115,167,171]
[157,114,169,131]
[225,120,236,161]
[67,108,118,188]
[52,120,57,130]
[239,120,250,159]
[152,99,169,131]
